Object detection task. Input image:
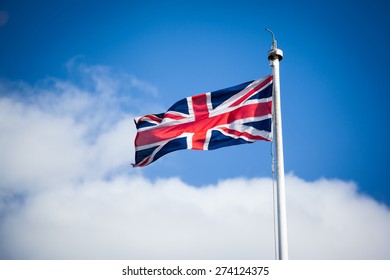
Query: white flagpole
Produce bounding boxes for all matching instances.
[266,28,289,260]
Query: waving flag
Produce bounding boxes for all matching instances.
[133,75,273,167]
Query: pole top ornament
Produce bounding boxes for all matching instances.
[265,28,283,61]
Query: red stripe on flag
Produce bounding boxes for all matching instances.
[163,113,187,120]
[191,93,209,120]
[138,114,162,123]
[230,75,273,107]
[135,101,272,147]
[219,127,269,141]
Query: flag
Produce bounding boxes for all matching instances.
[133,75,273,167]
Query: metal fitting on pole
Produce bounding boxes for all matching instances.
[265,28,283,61]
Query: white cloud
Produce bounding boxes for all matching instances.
[0,65,389,260]
[286,176,390,259]
[1,174,389,260]
[0,63,143,189]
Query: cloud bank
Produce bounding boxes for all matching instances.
[0,65,389,259]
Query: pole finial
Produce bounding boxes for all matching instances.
[265,28,277,49]
[265,28,283,61]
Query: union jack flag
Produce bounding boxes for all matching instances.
[133,75,273,167]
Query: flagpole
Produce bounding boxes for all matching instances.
[266,28,289,260]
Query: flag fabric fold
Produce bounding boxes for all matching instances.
[133,75,273,167]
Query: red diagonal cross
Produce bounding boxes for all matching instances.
[135,80,272,150]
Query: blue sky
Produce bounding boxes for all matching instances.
[3,0,387,203]
[1,0,390,259]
